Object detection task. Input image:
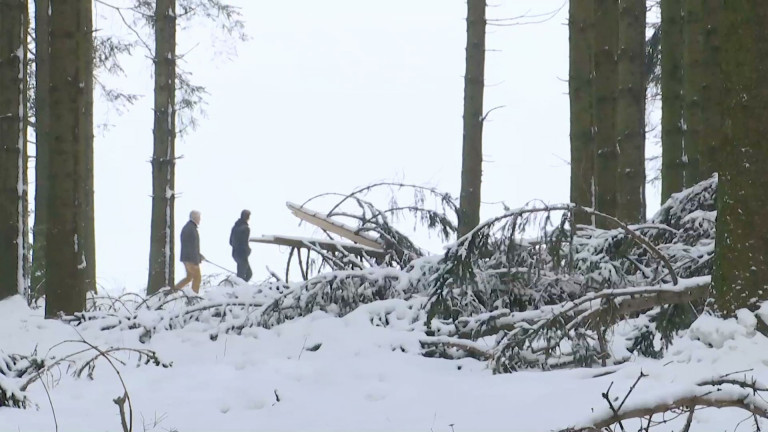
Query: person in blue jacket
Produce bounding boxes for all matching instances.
[174,210,205,293]
[229,209,253,282]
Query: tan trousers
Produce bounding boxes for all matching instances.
[174,262,201,293]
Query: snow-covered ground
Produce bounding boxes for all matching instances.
[1,283,767,432]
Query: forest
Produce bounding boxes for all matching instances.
[1,1,768,431]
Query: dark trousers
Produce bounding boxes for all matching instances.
[233,254,252,282]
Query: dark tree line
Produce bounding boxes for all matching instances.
[569,0,646,228]
[0,0,28,300]
[569,0,767,314]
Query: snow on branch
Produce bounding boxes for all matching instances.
[0,336,169,413]
[421,277,710,372]
[561,370,768,432]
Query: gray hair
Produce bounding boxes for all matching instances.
[190,210,201,220]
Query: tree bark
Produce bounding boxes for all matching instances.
[21,0,29,298]
[0,0,28,300]
[45,0,87,317]
[616,0,646,223]
[79,0,96,294]
[147,0,177,295]
[698,1,722,181]
[682,0,703,185]
[712,2,768,316]
[592,0,619,226]
[660,0,685,203]
[31,0,50,298]
[569,0,595,226]
[457,0,485,238]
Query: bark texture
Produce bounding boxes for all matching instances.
[457,0,486,238]
[698,0,722,181]
[682,0,703,185]
[32,0,50,297]
[568,0,595,226]
[80,0,96,294]
[712,2,768,316]
[592,0,619,226]
[46,0,88,317]
[660,0,685,202]
[147,0,178,295]
[616,0,646,223]
[0,0,27,300]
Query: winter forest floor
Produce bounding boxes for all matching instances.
[2,286,768,432]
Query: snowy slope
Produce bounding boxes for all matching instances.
[1,285,767,432]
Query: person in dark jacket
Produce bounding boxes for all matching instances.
[229,209,252,282]
[174,210,205,293]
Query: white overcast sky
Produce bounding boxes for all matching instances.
[80,0,661,293]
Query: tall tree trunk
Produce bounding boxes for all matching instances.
[660,0,685,203]
[712,2,768,316]
[592,0,619,226]
[0,0,28,300]
[147,0,177,295]
[79,0,96,294]
[616,0,646,223]
[45,0,87,317]
[569,0,595,226]
[697,1,721,181]
[457,0,486,239]
[32,0,50,299]
[682,0,703,186]
[21,0,29,298]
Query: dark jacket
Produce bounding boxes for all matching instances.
[229,218,251,258]
[180,220,202,264]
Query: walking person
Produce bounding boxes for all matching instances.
[174,210,205,293]
[229,209,253,282]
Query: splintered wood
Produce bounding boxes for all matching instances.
[249,202,386,257]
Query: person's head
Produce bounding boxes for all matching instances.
[240,209,251,221]
[190,210,201,225]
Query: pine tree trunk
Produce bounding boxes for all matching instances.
[32,0,50,299]
[616,0,646,223]
[712,2,768,316]
[0,0,28,300]
[147,0,177,295]
[45,0,86,317]
[660,0,685,203]
[592,0,619,226]
[21,0,29,298]
[457,0,486,238]
[682,0,703,185]
[569,0,595,226]
[79,0,96,294]
[698,1,721,181]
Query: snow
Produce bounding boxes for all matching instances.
[4,283,768,431]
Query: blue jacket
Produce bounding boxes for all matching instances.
[180,220,201,264]
[229,218,251,258]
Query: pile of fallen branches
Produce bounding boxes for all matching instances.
[259,256,441,329]
[421,177,717,370]
[285,183,458,279]
[50,178,717,375]
[60,259,437,341]
[64,282,288,342]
